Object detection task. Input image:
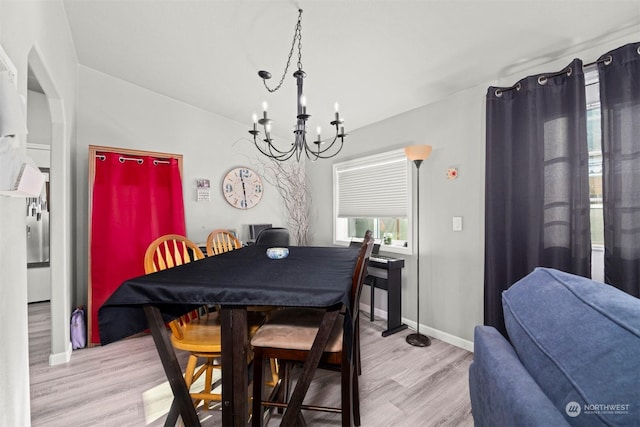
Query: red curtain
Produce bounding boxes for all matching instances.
[90,152,185,344]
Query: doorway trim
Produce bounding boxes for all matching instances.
[28,46,72,365]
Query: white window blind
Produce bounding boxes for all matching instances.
[334,149,409,218]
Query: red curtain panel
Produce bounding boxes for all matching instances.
[90,152,185,344]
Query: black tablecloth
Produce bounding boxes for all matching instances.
[98,245,359,345]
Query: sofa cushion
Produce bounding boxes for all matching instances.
[469,326,570,426]
[502,267,640,426]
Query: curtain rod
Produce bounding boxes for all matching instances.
[495,54,613,97]
[96,154,170,165]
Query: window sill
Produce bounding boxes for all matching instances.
[334,239,412,256]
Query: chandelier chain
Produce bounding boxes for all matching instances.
[263,9,304,93]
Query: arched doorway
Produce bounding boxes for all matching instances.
[28,47,72,365]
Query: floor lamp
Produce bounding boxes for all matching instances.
[405,144,433,347]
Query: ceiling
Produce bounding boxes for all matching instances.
[62,0,640,137]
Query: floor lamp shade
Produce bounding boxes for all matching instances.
[405,144,432,347]
[404,144,432,162]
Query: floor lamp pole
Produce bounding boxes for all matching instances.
[406,157,431,347]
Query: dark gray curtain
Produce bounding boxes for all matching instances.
[599,42,640,298]
[485,58,592,336]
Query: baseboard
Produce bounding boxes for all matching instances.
[360,302,474,353]
[48,341,72,366]
[359,302,387,320]
[417,323,475,353]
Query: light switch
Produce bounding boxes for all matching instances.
[452,216,463,231]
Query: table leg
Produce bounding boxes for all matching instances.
[281,308,340,426]
[143,305,201,427]
[220,306,249,427]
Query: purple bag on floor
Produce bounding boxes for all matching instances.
[70,307,86,349]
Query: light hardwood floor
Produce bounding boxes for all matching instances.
[29,302,474,426]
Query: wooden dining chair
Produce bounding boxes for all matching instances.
[255,227,290,246]
[144,233,205,273]
[144,234,263,411]
[205,229,242,257]
[250,230,374,426]
[144,234,223,410]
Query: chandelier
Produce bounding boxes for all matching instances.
[249,9,346,162]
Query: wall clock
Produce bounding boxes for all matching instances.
[222,167,263,209]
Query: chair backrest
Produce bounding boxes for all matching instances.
[249,223,273,240]
[206,229,242,256]
[255,227,290,246]
[350,230,374,312]
[144,234,205,274]
[143,234,206,340]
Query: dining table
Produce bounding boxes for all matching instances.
[98,244,360,426]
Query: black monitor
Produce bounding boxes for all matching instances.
[249,224,272,240]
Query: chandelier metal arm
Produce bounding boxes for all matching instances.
[305,133,346,161]
[252,136,294,161]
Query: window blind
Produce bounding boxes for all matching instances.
[335,150,409,218]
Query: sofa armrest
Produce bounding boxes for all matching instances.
[469,326,570,427]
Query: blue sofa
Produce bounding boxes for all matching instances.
[469,267,640,426]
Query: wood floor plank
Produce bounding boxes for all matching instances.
[28,302,474,426]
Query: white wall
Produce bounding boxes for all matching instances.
[0,1,78,425]
[75,67,287,305]
[27,89,51,145]
[308,83,486,350]
[308,29,640,351]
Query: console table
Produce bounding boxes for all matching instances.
[366,255,408,337]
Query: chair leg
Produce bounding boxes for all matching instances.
[355,316,362,376]
[204,357,214,409]
[352,362,361,426]
[268,358,279,386]
[341,357,352,427]
[276,362,290,414]
[184,355,198,390]
[252,349,264,427]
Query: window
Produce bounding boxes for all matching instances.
[333,149,412,254]
[586,68,603,247]
[585,67,604,282]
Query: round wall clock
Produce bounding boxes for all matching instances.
[222,167,263,209]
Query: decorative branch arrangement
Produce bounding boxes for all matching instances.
[258,157,311,246]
